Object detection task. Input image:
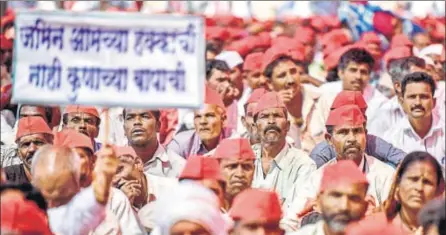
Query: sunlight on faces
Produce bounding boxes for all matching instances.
[255,107,289,145]
[402,83,436,119]
[123,109,158,147]
[219,158,254,198]
[339,62,371,92]
[194,104,225,142]
[326,124,367,162]
[269,60,302,93]
[318,182,368,233]
[170,220,211,235]
[17,134,52,171]
[65,112,99,138]
[396,161,439,211]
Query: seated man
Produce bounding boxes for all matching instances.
[63,105,102,152]
[251,91,316,206]
[230,189,283,235]
[310,90,405,168]
[123,108,185,177]
[4,117,53,184]
[240,88,268,144]
[383,72,445,169]
[168,86,230,158]
[283,105,395,231]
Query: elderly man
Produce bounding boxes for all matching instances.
[250,91,316,206]
[63,105,102,152]
[230,189,284,235]
[310,90,406,168]
[168,86,229,158]
[291,161,370,235]
[310,48,388,141]
[283,105,395,231]
[368,56,427,137]
[3,117,53,184]
[123,108,185,177]
[240,88,268,144]
[53,132,145,235]
[214,138,255,211]
[31,144,118,234]
[383,72,445,168]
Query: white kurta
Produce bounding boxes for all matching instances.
[251,143,317,207]
[281,154,395,232]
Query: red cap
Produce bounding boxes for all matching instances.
[227,27,246,41]
[373,11,395,38]
[345,213,409,235]
[1,198,52,235]
[64,105,100,118]
[179,155,224,182]
[205,86,225,109]
[253,92,286,116]
[230,189,282,223]
[53,129,94,154]
[390,34,413,49]
[16,116,53,141]
[255,32,272,48]
[326,105,366,126]
[310,16,326,32]
[214,15,244,28]
[0,34,13,50]
[246,88,268,105]
[383,46,412,68]
[360,32,381,45]
[272,42,306,63]
[324,45,362,71]
[226,39,252,57]
[331,91,368,110]
[321,29,351,48]
[214,138,255,160]
[294,26,316,44]
[0,14,14,31]
[320,160,368,193]
[115,146,138,158]
[243,52,264,72]
[261,47,292,72]
[206,26,229,41]
[0,84,12,110]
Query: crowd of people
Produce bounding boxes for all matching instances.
[1,1,445,235]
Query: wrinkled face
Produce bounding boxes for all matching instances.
[65,112,99,139]
[200,179,225,209]
[73,147,95,188]
[220,158,254,198]
[194,104,225,143]
[17,134,52,171]
[243,103,261,145]
[339,62,371,92]
[34,169,80,208]
[318,183,368,233]
[245,70,267,90]
[396,161,439,212]
[402,83,435,119]
[269,60,302,94]
[255,108,289,146]
[123,109,158,147]
[207,68,231,91]
[234,220,282,235]
[170,220,211,235]
[327,124,367,163]
[20,105,49,124]
[413,34,431,51]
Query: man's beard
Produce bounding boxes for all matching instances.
[322,212,357,233]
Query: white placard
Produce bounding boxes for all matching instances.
[12,10,205,109]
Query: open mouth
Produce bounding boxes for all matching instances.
[132,129,145,135]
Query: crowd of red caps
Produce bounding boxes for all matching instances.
[1,1,446,235]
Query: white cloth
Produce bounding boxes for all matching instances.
[143,143,185,178]
[215,51,244,69]
[418,44,444,57]
[367,96,405,138]
[282,155,395,231]
[48,186,106,235]
[98,107,127,146]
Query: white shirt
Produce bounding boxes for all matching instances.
[281,155,395,232]
[143,143,185,178]
[251,143,316,206]
[48,186,106,235]
[367,96,405,138]
[383,114,445,168]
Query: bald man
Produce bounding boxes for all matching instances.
[31,145,118,235]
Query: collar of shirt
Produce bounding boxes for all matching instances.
[401,114,444,140]
[196,130,228,155]
[147,143,170,164]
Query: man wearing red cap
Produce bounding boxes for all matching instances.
[290,160,370,235]
[243,52,268,91]
[63,105,102,152]
[310,48,388,142]
[123,108,185,177]
[310,90,405,168]
[213,138,255,211]
[169,86,230,158]
[3,116,53,184]
[240,88,268,145]
[250,91,316,206]
[230,189,283,235]
[283,105,395,231]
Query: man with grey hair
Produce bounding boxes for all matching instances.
[368,56,426,137]
[31,144,118,235]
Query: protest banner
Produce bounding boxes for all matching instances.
[12,10,205,109]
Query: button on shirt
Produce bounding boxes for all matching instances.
[383,114,445,169]
[251,143,317,206]
[143,143,185,178]
[282,154,395,231]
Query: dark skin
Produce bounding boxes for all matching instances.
[338,62,371,93]
[64,112,100,142]
[325,124,367,167]
[219,158,254,210]
[17,133,53,181]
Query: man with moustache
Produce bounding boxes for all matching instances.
[63,105,102,152]
[4,117,53,184]
[250,91,316,206]
[282,105,395,231]
[123,108,185,177]
[383,72,445,169]
[291,161,370,235]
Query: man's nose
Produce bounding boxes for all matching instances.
[285,75,296,85]
[28,143,39,153]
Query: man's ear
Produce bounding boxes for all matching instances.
[286,120,291,132]
[241,116,247,127]
[221,112,228,127]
